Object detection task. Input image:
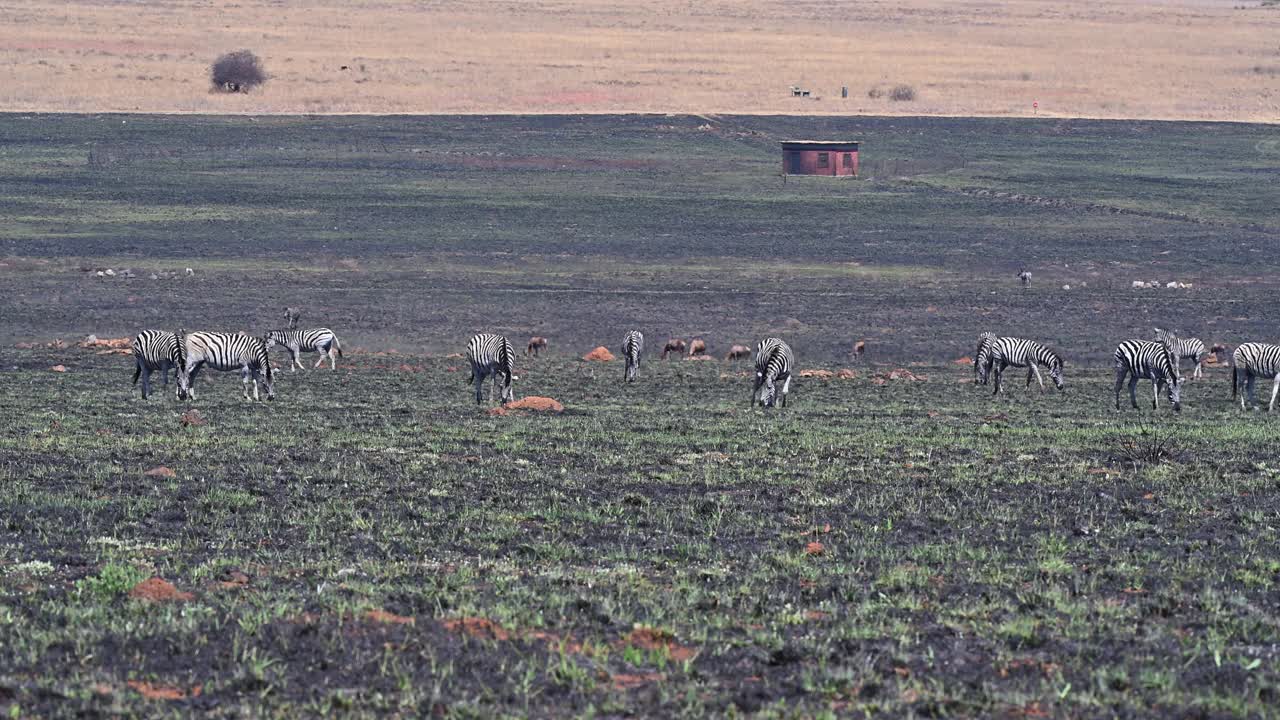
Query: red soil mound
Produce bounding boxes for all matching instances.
[582,346,615,361]
[504,396,564,413]
[129,577,194,602]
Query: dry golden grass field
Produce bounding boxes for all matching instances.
[1,0,1277,121]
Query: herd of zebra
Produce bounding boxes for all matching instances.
[973,329,1280,411]
[130,310,1280,411]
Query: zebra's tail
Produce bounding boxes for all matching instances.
[333,334,343,358]
[1231,362,1238,400]
[132,361,142,385]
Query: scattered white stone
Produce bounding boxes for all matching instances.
[1132,280,1146,288]
[1062,284,1071,290]
[95,271,105,277]
[103,268,115,277]
[185,268,195,276]
[149,273,159,280]
[1166,281,1178,289]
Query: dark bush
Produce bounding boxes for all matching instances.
[889,84,917,102]
[867,86,884,99]
[211,50,266,93]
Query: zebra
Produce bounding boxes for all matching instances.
[974,332,997,385]
[466,333,517,404]
[986,337,1064,395]
[131,329,186,400]
[1113,339,1181,412]
[264,328,343,371]
[1231,342,1280,411]
[1154,328,1209,380]
[180,331,275,401]
[622,330,644,382]
[751,337,794,408]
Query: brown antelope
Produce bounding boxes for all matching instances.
[526,336,548,357]
[688,339,707,357]
[661,339,687,360]
[725,344,751,361]
[853,340,866,361]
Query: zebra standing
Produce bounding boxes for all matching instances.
[1113,339,1181,412]
[181,331,275,401]
[622,330,644,382]
[466,333,517,404]
[131,329,186,400]
[974,332,997,385]
[1154,328,1209,380]
[752,337,794,408]
[1232,342,1280,411]
[986,337,1064,395]
[264,328,343,371]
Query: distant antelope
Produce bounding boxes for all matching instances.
[852,340,866,362]
[526,336,548,357]
[283,307,301,330]
[1018,270,1032,287]
[725,344,751,361]
[661,339,687,359]
[688,339,707,357]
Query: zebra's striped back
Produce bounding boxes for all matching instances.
[974,332,997,384]
[1233,343,1280,379]
[466,333,516,403]
[622,330,644,382]
[265,328,337,352]
[132,330,184,372]
[753,337,795,407]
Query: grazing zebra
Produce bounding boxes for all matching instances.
[751,337,794,408]
[1113,339,1181,412]
[466,333,517,404]
[131,329,186,400]
[986,337,1064,395]
[181,331,275,401]
[1154,328,1209,380]
[973,332,997,385]
[622,330,644,382]
[1232,342,1280,411]
[264,328,343,371]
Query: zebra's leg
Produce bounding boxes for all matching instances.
[161,362,170,387]
[1247,373,1258,409]
[242,367,252,400]
[992,363,1005,396]
[780,374,791,407]
[751,375,764,407]
[314,345,327,370]
[140,365,152,400]
[1031,364,1045,392]
[1270,375,1280,412]
[1114,367,1126,410]
[475,369,486,404]
[1128,376,1139,409]
[328,344,337,370]
[1193,361,1202,381]
[1152,380,1161,410]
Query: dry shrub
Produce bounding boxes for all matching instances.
[211,50,266,92]
[889,84,917,102]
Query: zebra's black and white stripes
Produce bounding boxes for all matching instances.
[1232,342,1280,411]
[1154,328,1209,380]
[466,333,517,404]
[752,337,794,408]
[181,331,275,401]
[1113,339,1180,411]
[974,332,997,385]
[986,337,1064,395]
[264,328,343,371]
[622,330,644,382]
[131,329,186,400]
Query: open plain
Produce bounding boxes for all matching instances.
[1,113,1280,716]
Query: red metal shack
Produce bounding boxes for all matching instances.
[781,140,859,177]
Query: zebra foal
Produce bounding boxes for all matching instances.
[1231,342,1280,411]
[751,337,794,408]
[264,328,343,371]
[1154,328,1209,380]
[986,337,1064,395]
[131,329,186,400]
[466,333,517,404]
[621,330,644,382]
[180,331,275,401]
[1113,339,1181,412]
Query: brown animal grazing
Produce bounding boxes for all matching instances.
[853,340,866,360]
[661,339,687,360]
[283,307,301,330]
[526,336,548,357]
[725,344,751,361]
[688,339,707,357]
